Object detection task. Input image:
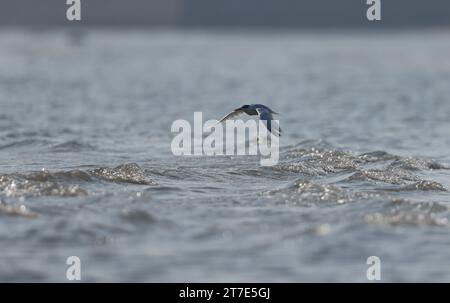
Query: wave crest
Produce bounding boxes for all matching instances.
[0,163,156,198]
[264,179,378,205]
[0,174,88,198]
[91,163,156,185]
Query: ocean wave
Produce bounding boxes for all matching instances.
[386,180,447,192]
[0,173,88,198]
[0,138,96,153]
[281,142,447,170]
[387,157,448,171]
[364,199,448,227]
[263,179,379,206]
[0,139,50,151]
[347,169,419,185]
[49,140,95,152]
[90,163,156,185]
[344,167,447,192]
[0,163,156,198]
[275,142,448,192]
[26,169,93,182]
[357,151,400,162]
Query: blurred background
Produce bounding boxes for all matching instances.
[1,0,449,28]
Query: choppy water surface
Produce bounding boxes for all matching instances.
[1,29,450,282]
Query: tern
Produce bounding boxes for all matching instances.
[216,104,281,136]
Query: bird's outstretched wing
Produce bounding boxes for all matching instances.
[217,108,246,123]
[257,108,281,136]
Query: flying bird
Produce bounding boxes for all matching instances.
[216,104,281,136]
